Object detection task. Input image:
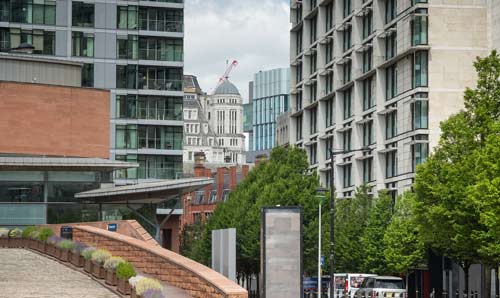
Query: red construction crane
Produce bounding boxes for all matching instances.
[213,60,238,93]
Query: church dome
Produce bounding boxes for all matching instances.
[214,79,240,95]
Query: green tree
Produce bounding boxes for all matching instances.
[186,147,322,282]
[383,192,425,274]
[334,185,371,272]
[359,192,393,274]
[414,51,500,293]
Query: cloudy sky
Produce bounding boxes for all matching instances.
[184,0,291,101]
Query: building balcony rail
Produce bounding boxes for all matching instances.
[139,19,183,33]
[137,107,183,121]
[138,49,183,62]
[140,0,184,3]
[138,78,182,91]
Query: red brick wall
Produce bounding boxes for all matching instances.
[0,81,109,158]
[73,225,247,298]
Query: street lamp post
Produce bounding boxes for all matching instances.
[328,147,371,298]
[316,188,327,298]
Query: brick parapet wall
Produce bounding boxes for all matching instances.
[73,225,247,298]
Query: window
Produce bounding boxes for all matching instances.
[6,29,54,55]
[296,62,303,83]
[385,110,397,139]
[386,150,397,178]
[325,136,333,160]
[325,98,334,128]
[362,11,372,39]
[296,91,303,110]
[411,9,428,46]
[296,115,303,141]
[138,37,183,61]
[72,2,94,27]
[138,126,183,150]
[139,7,183,32]
[363,121,373,147]
[325,3,333,31]
[412,135,429,171]
[117,35,138,59]
[310,50,317,74]
[310,143,317,164]
[116,65,137,89]
[363,77,375,110]
[412,99,428,129]
[386,31,397,60]
[363,158,372,183]
[310,16,317,43]
[137,155,182,180]
[386,65,397,100]
[116,124,137,149]
[117,6,138,29]
[296,30,303,55]
[363,48,372,73]
[385,0,397,24]
[72,32,94,57]
[343,129,352,151]
[343,26,352,52]
[343,164,352,188]
[310,82,317,103]
[326,72,334,95]
[82,63,93,87]
[343,60,351,84]
[135,96,182,120]
[413,51,428,87]
[310,108,317,134]
[343,0,351,18]
[325,40,333,64]
[7,0,55,25]
[343,88,352,120]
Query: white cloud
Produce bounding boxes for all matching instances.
[184,0,291,101]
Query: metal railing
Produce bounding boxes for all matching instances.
[139,19,183,32]
[138,49,183,62]
[136,107,182,121]
[138,79,182,91]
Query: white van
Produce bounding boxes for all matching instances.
[333,273,377,298]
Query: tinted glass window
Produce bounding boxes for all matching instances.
[375,279,404,289]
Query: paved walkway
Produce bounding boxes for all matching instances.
[0,249,119,298]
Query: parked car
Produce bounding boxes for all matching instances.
[354,276,406,298]
[333,273,377,298]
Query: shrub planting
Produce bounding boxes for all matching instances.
[57,239,75,250]
[116,262,136,280]
[91,249,112,265]
[0,228,9,238]
[142,289,165,298]
[71,242,87,254]
[81,247,96,260]
[104,256,126,271]
[22,226,37,238]
[9,228,22,238]
[135,278,163,296]
[37,228,54,241]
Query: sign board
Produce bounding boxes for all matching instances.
[60,226,73,240]
[107,223,117,232]
[211,228,236,281]
[260,207,302,298]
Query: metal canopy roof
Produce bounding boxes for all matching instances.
[0,157,138,171]
[75,178,213,204]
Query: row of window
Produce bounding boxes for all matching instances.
[0,1,183,33]
[115,125,183,150]
[116,95,183,121]
[115,154,183,180]
[116,65,182,91]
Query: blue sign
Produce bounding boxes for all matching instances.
[107,223,117,232]
[321,256,325,267]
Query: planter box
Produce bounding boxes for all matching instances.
[105,269,118,286]
[117,278,132,295]
[46,243,55,256]
[0,238,8,247]
[8,238,22,248]
[37,241,46,253]
[53,246,62,259]
[84,258,93,273]
[92,262,106,279]
[28,239,38,250]
[59,248,70,262]
[131,288,139,298]
[71,252,85,267]
[21,238,30,248]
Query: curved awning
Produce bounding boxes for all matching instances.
[75,178,213,204]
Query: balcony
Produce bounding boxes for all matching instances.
[139,19,183,33]
[138,78,182,91]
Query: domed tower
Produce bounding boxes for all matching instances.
[206,79,245,164]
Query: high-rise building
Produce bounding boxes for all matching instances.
[0,0,184,183]
[252,68,290,151]
[289,0,496,198]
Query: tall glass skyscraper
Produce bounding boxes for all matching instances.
[252,68,290,151]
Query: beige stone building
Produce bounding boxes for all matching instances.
[289,0,499,199]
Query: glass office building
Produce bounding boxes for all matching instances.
[252,68,290,151]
